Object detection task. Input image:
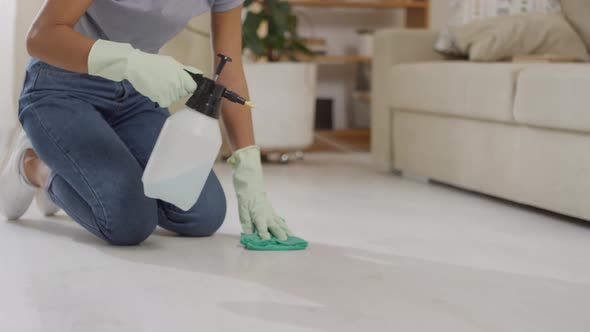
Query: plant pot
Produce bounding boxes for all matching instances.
[244,62,317,151]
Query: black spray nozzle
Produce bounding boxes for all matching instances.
[184,69,254,110]
[214,54,232,81]
[223,89,253,107]
[183,53,253,118]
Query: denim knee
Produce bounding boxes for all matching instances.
[181,192,227,237]
[158,172,227,237]
[102,179,159,246]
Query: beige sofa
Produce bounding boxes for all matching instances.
[372,29,590,221]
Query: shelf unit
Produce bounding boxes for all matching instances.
[287,0,429,28]
[295,54,373,63]
[288,0,430,140]
[291,0,429,63]
[287,0,426,8]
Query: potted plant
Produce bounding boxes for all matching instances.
[242,0,318,152]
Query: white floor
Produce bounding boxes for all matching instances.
[1,153,590,332]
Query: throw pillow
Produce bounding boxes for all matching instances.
[450,13,590,62]
[435,0,561,55]
[561,0,590,53]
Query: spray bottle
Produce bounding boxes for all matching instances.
[142,54,251,211]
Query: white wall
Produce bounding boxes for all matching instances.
[13,1,43,109]
[430,0,451,30]
[0,0,17,156]
[1,0,16,121]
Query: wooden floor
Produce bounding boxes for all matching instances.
[225,129,371,159]
[305,129,370,153]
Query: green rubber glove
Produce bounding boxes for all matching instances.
[88,39,201,107]
[228,146,293,241]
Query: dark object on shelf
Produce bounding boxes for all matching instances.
[352,91,371,129]
[302,37,328,55]
[315,98,334,129]
[355,62,372,91]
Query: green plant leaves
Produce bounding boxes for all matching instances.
[243,33,266,57]
[242,11,266,57]
[269,0,291,33]
[287,14,297,34]
[243,11,264,36]
[290,40,312,55]
[242,0,311,61]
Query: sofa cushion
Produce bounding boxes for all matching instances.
[434,0,561,55]
[389,62,548,122]
[450,13,589,62]
[514,64,590,133]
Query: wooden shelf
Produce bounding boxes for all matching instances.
[353,91,371,103]
[306,129,370,153]
[286,0,429,28]
[286,0,427,9]
[296,54,372,63]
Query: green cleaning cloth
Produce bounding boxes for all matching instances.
[240,233,309,251]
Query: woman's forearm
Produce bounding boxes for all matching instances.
[26,0,95,73]
[212,6,256,151]
[216,61,256,150]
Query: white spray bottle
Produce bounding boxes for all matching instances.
[142,54,251,211]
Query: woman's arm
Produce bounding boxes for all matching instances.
[211,5,295,241]
[211,5,256,150]
[27,0,95,73]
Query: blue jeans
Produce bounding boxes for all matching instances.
[18,60,227,245]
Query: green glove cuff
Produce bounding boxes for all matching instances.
[228,145,264,195]
[88,39,135,81]
[227,145,261,170]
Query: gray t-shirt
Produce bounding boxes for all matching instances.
[75,0,244,54]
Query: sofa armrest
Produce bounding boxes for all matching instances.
[371,29,447,171]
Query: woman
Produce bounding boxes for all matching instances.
[0,0,292,245]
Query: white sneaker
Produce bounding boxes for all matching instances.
[0,130,36,220]
[35,189,60,217]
